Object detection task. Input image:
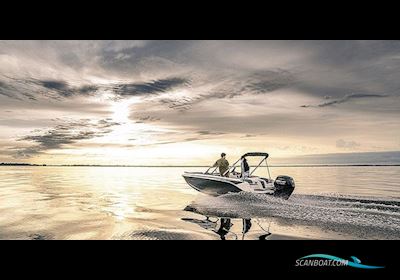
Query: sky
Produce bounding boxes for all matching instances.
[0,40,399,165]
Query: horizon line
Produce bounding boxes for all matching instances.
[1,163,400,168]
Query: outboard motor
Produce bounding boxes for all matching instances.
[273,175,295,199]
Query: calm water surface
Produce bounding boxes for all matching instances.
[0,166,399,240]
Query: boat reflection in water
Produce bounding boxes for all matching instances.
[182,205,272,240]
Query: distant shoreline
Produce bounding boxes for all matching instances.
[1,163,400,167]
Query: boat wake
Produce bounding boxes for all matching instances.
[187,192,400,239]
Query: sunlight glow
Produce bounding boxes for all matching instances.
[112,98,138,123]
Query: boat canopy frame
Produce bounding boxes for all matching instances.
[205,152,271,179]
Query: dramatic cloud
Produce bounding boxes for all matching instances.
[134,115,161,123]
[197,130,226,136]
[37,80,99,98]
[112,77,189,97]
[40,80,69,91]
[0,75,188,102]
[157,96,196,111]
[14,119,120,158]
[0,40,399,164]
[0,76,100,101]
[154,69,296,111]
[301,93,389,108]
[242,69,296,94]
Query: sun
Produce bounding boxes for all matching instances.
[111,98,137,123]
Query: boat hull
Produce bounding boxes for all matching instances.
[183,174,242,196]
[183,173,295,199]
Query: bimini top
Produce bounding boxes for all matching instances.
[241,152,269,158]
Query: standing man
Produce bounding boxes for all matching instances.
[241,156,250,178]
[213,153,230,177]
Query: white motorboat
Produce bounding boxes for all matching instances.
[183,152,295,199]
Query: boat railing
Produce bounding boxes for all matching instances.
[205,166,219,174]
[205,153,271,180]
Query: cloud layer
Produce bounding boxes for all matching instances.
[301,93,389,108]
[0,40,399,164]
[14,119,120,158]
